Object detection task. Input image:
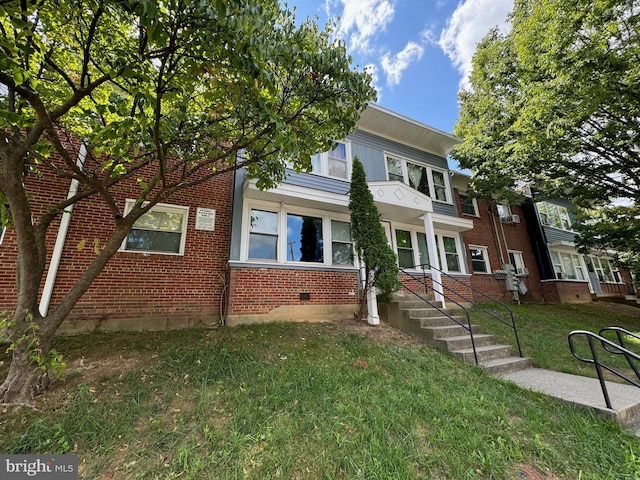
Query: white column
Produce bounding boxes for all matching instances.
[422,212,445,307]
[366,269,380,325]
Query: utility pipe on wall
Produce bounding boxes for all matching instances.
[39,143,88,316]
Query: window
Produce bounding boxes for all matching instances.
[469,246,490,273]
[245,205,352,266]
[508,250,527,275]
[385,154,451,203]
[416,232,430,268]
[122,201,189,255]
[249,209,279,260]
[549,251,585,280]
[440,236,461,272]
[0,226,5,246]
[309,141,351,180]
[331,220,353,265]
[537,202,572,230]
[587,256,621,283]
[496,204,511,218]
[459,194,478,216]
[395,229,415,268]
[287,214,323,262]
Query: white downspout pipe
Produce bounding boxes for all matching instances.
[39,143,88,316]
[366,269,380,325]
[422,212,445,307]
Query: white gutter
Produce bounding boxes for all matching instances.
[39,143,88,316]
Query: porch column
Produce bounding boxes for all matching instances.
[422,212,445,307]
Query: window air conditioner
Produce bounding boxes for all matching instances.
[516,267,529,275]
[501,214,520,224]
[556,272,566,279]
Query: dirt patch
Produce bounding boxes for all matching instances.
[331,316,423,348]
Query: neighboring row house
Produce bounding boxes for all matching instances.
[0,104,635,332]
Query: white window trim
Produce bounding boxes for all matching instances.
[508,250,528,276]
[120,200,189,256]
[588,255,622,284]
[0,226,5,246]
[241,200,355,267]
[549,249,587,281]
[459,194,479,217]
[537,201,574,231]
[384,152,453,204]
[310,140,352,181]
[435,230,465,274]
[469,245,491,274]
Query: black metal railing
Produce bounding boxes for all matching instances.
[398,263,524,362]
[568,329,640,409]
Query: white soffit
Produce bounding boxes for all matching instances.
[357,104,461,157]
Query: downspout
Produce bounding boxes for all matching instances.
[39,143,88,316]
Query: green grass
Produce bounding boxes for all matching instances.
[469,302,640,379]
[0,310,639,479]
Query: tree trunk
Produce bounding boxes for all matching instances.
[0,341,50,404]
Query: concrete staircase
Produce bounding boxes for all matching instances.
[380,294,531,375]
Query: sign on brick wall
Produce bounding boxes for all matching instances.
[195,208,216,231]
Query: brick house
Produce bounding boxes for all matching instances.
[0,137,234,333]
[451,173,544,303]
[1,104,635,333]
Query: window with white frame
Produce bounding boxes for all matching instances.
[0,226,5,246]
[395,229,415,269]
[496,203,511,219]
[287,213,323,262]
[122,201,189,255]
[586,255,621,283]
[385,154,451,203]
[537,202,572,230]
[508,250,527,275]
[549,250,586,280]
[331,220,353,265]
[249,209,279,260]
[245,206,353,266]
[469,246,490,273]
[436,235,462,273]
[459,194,478,216]
[391,228,462,273]
[309,141,351,180]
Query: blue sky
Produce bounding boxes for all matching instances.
[287,0,514,134]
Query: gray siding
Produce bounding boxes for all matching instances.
[543,226,577,245]
[283,170,350,195]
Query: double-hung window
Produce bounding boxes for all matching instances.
[469,246,490,273]
[385,154,451,203]
[249,209,279,260]
[395,229,415,269]
[309,141,351,180]
[508,250,527,275]
[331,220,353,265]
[122,201,189,255]
[586,256,621,283]
[459,194,478,216]
[438,235,462,272]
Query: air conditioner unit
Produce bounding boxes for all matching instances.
[556,272,566,280]
[501,214,520,224]
[517,267,529,276]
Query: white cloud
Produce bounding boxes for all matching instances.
[380,41,424,86]
[438,0,513,88]
[327,0,396,53]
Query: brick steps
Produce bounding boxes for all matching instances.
[380,294,530,375]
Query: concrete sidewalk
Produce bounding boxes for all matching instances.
[498,368,640,434]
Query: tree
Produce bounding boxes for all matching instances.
[574,204,640,284]
[452,0,639,207]
[0,0,376,403]
[348,157,400,320]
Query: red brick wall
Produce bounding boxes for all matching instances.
[0,145,233,330]
[227,266,360,316]
[398,273,472,304]
[541,280,592,303]
[454,190,543,303]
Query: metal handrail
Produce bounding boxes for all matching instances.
[399,267,478,364]
[568,330,640,409]
[400,264,524,358]
[598,327,640,381]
